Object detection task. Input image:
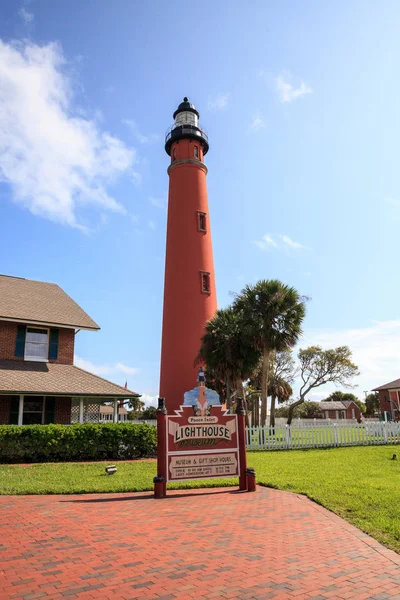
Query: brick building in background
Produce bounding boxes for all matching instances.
[0,274,139,425]
[319,400,362,420]
[373,378,400,420]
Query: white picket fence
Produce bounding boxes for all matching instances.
[246,421,400,450]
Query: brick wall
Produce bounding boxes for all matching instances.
[0,321,75,364]
[0,322,23,360]
[0,396,12,424]
[345,404,361,420]
[52,329,74,365]
[379,390,391,414]
[54,397,72,424]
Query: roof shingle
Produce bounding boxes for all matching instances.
[0,275,99,330]
[0,360,139,397]
[373,378,400,391]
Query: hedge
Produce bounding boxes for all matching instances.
[0,423,157,463]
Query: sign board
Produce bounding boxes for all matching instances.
[166,400,239,482]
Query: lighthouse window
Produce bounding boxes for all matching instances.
[194,146,199,158]
[173,148,176,161]
[197,211,207,232]
[200,271,211,294]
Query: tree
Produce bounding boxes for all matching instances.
[269,375,293,428]
[324,391,365,414]
[126,397,145,420]
[247,350,295,427]
[140,406,157,420]
[233,280,306,425]
[198,307,260,421]
[287,346,360,425]
[275,401,323,419]
[365,392,380,416]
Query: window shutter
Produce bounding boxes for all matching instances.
[15,326,26,357]
[10,397,19,424]
[49,329,59,360]
[44,397,56,424]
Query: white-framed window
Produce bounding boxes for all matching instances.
[23,396,44,425]
[25,327,49,362]
[194,145,199,158]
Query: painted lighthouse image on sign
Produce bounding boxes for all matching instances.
[159,98,217,414]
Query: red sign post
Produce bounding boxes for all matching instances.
[154,390,250,497]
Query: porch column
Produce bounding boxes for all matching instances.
[113,399,119,423]
[79,397,84,424]
[18,395,23,426]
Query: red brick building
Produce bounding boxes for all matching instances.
[319,400,362,420]
[0,274,139,425]
[373,379,400,420]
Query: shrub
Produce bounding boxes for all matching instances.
[0,423,157,463]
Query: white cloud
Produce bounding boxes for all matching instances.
[385,197,400,207]
[148,220,156,230]
[0,39,136,230]
[75,356,139,377]
[298,320,400,399]
[75,356,111,376]
[254,233,306,252]
[18,7,34,24]
[207,93,229,111]
[115,362,139,375]
[280,235,304,250]
[253,234,278,251]
[123,119,159,144]
[275,71,312,103]
[149,196,166,209]
[249,115,266,131]
[140,394,158,408]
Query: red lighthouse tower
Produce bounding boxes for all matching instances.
[160,98,217,413]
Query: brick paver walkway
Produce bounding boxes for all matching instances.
[1,487,400,600]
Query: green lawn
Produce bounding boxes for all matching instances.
[1,446,400,552]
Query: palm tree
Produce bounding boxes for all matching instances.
[268,375,293,429]
[233,280,306,426]
[247,352,294,427]
[198,307,260,422]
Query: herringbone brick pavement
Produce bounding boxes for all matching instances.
[1,486,400,599]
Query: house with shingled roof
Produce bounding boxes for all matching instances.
[372,378,400,420]
[0,274,139,425]
[319,400,362,420]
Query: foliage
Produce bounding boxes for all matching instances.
[0,423,157,463]
[365,392,380,416]
[198,307,260,411]
[233,280,306,425]
[247,350,296,427]
[323,391,365,414]
[139,406,157,420]
[127,397,145,419]
[287,346,360,424]
[275,401,323,419]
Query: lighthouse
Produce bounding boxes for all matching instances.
[160,98,217,413]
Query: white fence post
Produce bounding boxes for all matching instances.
[284,425,288,449]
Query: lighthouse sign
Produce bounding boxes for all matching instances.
[165,376,239,481]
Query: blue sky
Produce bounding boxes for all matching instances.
[1,0,400,404]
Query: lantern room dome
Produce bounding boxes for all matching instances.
[173,97,199,120]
